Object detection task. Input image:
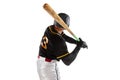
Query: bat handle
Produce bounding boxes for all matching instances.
[73,35,80,41]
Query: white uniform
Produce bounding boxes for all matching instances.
[37,56,60,80]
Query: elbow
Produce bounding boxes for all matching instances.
[65,63,71,66]
[63,61,72,66]
[62,57,73,66]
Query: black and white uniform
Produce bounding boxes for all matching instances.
[37,25,82,80]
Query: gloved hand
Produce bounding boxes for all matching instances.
[76,38,88,49]
[82,41,88,49]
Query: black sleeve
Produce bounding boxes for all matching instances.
[61,45,81,66]
[62,33,77,44]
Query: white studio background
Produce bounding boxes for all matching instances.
[0,0,120,80]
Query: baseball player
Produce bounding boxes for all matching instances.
[37,13,88,80]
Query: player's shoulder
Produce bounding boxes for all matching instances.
[44,25,53,34]
[48,25,60,35]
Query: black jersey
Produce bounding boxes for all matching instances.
[39,25,77,60]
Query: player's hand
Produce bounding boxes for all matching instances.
[82,41,88,49]
[76,38,83,48]
[76,38,88,49]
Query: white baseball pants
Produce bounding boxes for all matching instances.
[37,57,60,80]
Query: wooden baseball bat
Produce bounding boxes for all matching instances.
[43,3,80,41]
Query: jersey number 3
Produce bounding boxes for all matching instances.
[41,36,48,49]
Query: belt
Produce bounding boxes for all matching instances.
[38,56,52,62]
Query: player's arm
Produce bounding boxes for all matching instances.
[62,33,77,44]
[61,38,83,66]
